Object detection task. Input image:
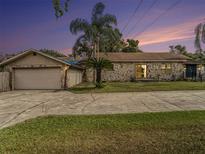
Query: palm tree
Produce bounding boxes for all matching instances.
[70,2,119,87]
[70,2,118,59]
[87,58,113,87]
[195,22,205,54]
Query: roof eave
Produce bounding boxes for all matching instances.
[110,60,188,62]
[0,49,71,67]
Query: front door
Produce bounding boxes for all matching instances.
[186,64,197,78]
[136,64,147,79]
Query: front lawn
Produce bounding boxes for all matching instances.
[70,81,205,93]
[0,111,205,153]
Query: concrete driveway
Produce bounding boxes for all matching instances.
[0,90,205,128]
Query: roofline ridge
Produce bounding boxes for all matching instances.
[99,52,173,54]
[0,49,71,66]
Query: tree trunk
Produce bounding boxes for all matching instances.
[96,68,101,84]
[97,36,100,60]
[93,43,96,58]
[93,43,97,83]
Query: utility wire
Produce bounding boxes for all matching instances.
[131,0,182,38]
[125,0,158,37]
[121,0,144,33]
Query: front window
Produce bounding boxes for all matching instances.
[161,64,172,74]
[136,64,147,79]
[161,64,166,70]
[161,64,172,70]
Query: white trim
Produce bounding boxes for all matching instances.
[0,49,70,66]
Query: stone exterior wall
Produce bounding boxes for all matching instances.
[102,63,135,81]
[146,63,185,80]
[85,62,186,82]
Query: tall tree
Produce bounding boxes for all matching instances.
[121,39,141,52]
[169,45,205,62]
[195,22,205,54]
[169,44,187,55]
[70,2,119,59]
[70,2,119,87]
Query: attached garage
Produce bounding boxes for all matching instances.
[0,49,84,90]
[14,67,61,90]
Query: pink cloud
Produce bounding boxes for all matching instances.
[131,16,205,47]
[59,47,73,55]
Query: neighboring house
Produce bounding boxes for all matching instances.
[0,49,83,90]
[85,52,205,81]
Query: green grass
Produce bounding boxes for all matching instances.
[70,81,205,93]
[0,111,205,154]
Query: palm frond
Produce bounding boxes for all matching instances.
[100,58,113,69]
[52,0,71,18]
[92,2,105,23]
[195,23,202,52]
[64,0,71,12]
[70,18,91,34]
[86,58,97,68]
[86,58,113,70]
[52,0,63,18]
[98,14,117,26]
[202,23,205,44]
[102,27,121,43]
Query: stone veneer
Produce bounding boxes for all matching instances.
[146,63,185,80]
[86,62,186,82]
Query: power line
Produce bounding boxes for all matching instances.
[132,0,182,38]
[121,0,144,33]
[125,0,159,37]
[131,0,182,39]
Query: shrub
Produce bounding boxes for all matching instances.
[130,76,136,82]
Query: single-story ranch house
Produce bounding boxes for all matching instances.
[0,49,204,90]
[85,52,205,82]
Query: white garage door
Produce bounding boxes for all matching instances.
[14,68,61,90]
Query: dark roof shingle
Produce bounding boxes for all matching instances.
[99,52,190,62]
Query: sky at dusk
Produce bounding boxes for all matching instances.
[0,0,205,55]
